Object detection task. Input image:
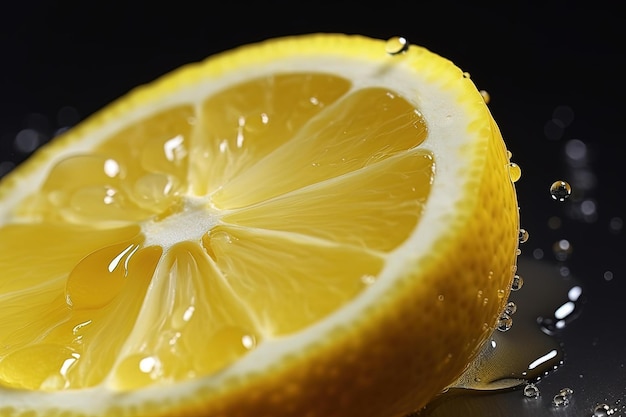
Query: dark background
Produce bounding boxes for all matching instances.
[1,2,624,416]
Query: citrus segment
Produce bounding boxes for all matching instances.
[194,73,352,195]
[221,151,433,251]
[212,86,427,208]
[0,33,519,417]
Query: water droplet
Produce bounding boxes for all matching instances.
[609,217,623,233]
[565,138,587,164]
[552,393,570,407]
[361,274,377,285]
[519,228,529,244]
[14,128,41,153]
[385,36,408,55]
[550,180,572,201]
[462,71,471,79]
[552,239,573,261]
[496,313,513,332]
[523,382,540,398]
[538,283,583,335]
[504,301,517,315]
[431,258,579,413]
[511,274,524,291]
[56,105,80,127]
[479,90,490,104]
[508,162,522,182]
[593,403,612,417]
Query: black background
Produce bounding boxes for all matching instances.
[1,2,624,416]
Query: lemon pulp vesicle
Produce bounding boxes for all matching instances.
[0,74,432,391]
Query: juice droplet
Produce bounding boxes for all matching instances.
[0,344,78,390]
[518,228,529,244]
[511,274,524,291]
[550,180,572,201]
[508,162,522,182]
[479,90,490,104]
[523,382,540,398]
[113,354,162,390]
[385,36,409,55]
[65,240,142,309]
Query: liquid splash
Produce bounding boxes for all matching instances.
[414,256,584,417]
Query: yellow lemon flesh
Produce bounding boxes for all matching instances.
[0,34,519,417]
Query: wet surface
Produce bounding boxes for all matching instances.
[1,2,625,416]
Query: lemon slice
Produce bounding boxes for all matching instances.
[0,34,520,417]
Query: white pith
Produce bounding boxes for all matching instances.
[0,41,485,413]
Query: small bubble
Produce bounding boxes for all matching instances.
[603,271,614,281]
[504,301,517,315]
[385,36,409,55]
[550,180,572,201]
[508,162,522,182]
[511,274,523,291]
[523,383,540,398]
[479,90,490,103]
[533,248,544,259]
[496,313,513,332]
[519,228,529,244]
